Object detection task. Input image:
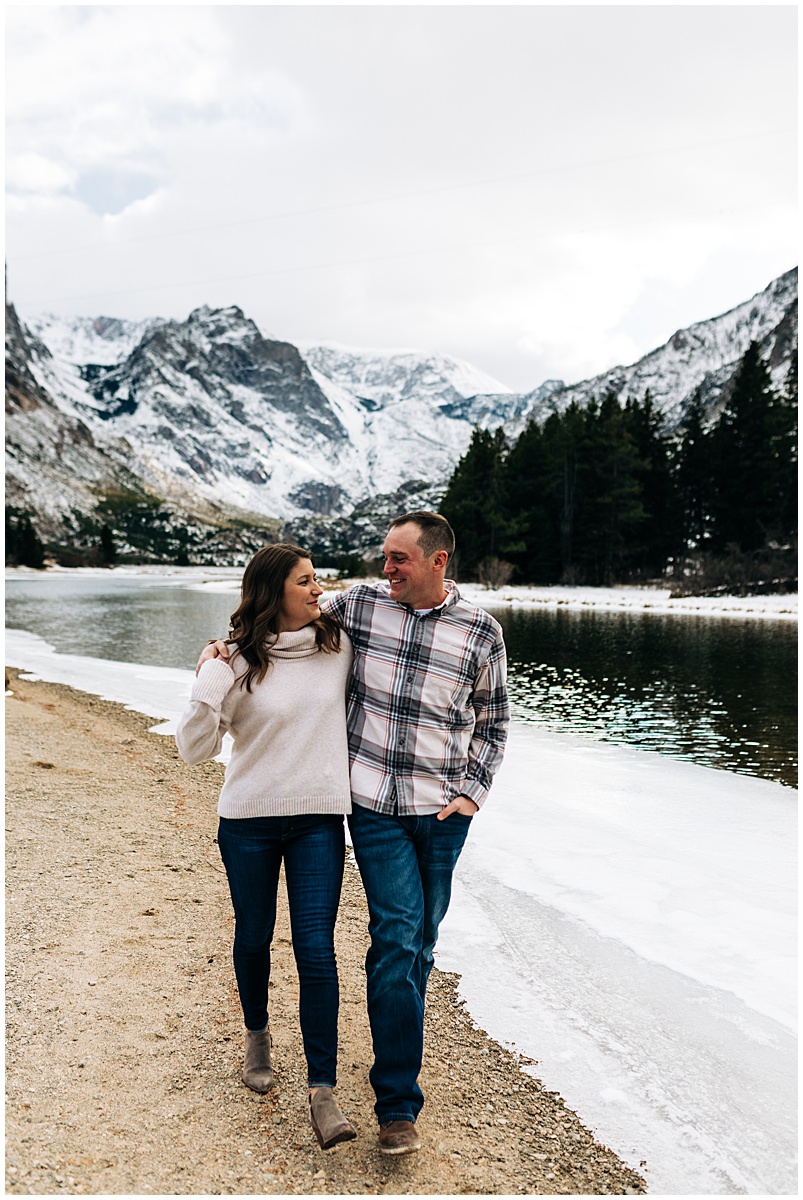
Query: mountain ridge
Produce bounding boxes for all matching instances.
[501,268,797,436]
[6,268,797,562]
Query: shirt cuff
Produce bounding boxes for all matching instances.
[450,779,487,809]
[190,658,236,709]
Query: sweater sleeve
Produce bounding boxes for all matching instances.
[175,659,238,765]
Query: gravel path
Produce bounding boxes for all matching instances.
[5,669,646,1195]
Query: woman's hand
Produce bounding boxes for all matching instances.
[196,639,230,675]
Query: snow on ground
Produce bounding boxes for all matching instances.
[457,581,798,622]
[5,628,196,731]
[4,626,797,1195]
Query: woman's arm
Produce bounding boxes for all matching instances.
[176,658,237,764]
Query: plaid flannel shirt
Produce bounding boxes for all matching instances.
[324,579,509,815]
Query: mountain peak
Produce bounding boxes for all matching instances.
[185,304,265,345]
[302,342,513,411]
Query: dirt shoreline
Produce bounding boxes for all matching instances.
[5,668,647,1196]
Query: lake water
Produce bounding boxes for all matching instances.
[494,606,797,790]
[5,572,797,789]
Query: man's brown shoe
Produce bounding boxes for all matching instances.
[378,1120,421,1155]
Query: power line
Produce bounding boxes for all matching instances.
[11,126,794,263]
[19,200,782,309]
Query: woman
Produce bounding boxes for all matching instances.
[176,543,356,1150]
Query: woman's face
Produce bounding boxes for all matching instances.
[277,557,324,631]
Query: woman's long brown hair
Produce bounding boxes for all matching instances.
[228,543,341,692]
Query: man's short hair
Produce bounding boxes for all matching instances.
[388,511,456,559]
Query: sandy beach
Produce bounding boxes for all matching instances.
[5,668,646,1196]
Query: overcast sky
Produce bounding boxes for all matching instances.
[5,4,798,391]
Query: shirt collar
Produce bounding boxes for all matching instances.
[376,578,460,613]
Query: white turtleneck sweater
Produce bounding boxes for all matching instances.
[176,628,353,818]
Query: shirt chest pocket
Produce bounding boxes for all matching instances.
[356,643,398,701]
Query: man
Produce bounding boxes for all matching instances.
[200,512,509,1154]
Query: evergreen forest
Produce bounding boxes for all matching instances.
[5,507,46,570]
[440,341,798,592]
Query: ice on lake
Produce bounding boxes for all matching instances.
[438,723,797,1194]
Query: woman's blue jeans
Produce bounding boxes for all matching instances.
[347,803,472,1124]
[217,813,345,1088]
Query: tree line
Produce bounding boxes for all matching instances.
[5,508,46,569]
[5,506,119,569]
[440,341,798,589]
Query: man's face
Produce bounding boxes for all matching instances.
[382,523,443,609]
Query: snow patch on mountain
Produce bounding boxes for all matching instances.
[300,342,513,409]
[27,312,163,367]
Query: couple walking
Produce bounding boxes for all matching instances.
[176,511,510,1155]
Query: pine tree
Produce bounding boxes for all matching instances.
[528,402,586,582]
[5,509,46,568]
[710,342,785,551]
[624,391,680,576]
[503,417,560,582]
[5,507,18,564]
[674,389,711,553]
[99,524,117,565]
[572,394,645,584]
[774,351,798,543]
[440,426,519,578]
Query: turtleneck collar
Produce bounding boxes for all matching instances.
[265,626,320,658]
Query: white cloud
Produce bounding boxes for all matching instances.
[6,152,76,195]
[5,5,797,389]
[5,6,309,199]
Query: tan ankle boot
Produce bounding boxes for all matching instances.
[242,1027,273,1093]
[308,1086,357,1149]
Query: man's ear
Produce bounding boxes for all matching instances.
[432,550,449,571]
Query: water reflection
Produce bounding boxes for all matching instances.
[4,575,239,673]
[5,575,798,789]
[491,607,797,789]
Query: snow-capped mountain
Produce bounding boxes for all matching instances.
[302,344,545,496]
[5,304,152,535]
[7,305,521,535]
[5,267,797,560]
[509,268,798,433]
[13,306,365,524]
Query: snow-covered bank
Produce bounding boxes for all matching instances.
[4,626,197,734]
[6,565,798,621]
[457,580,798,622]
[438,724,797,1194]
[5,628,797,1195]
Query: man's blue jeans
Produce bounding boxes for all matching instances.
[217,813,345,1087]
[347,803,472,1124]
